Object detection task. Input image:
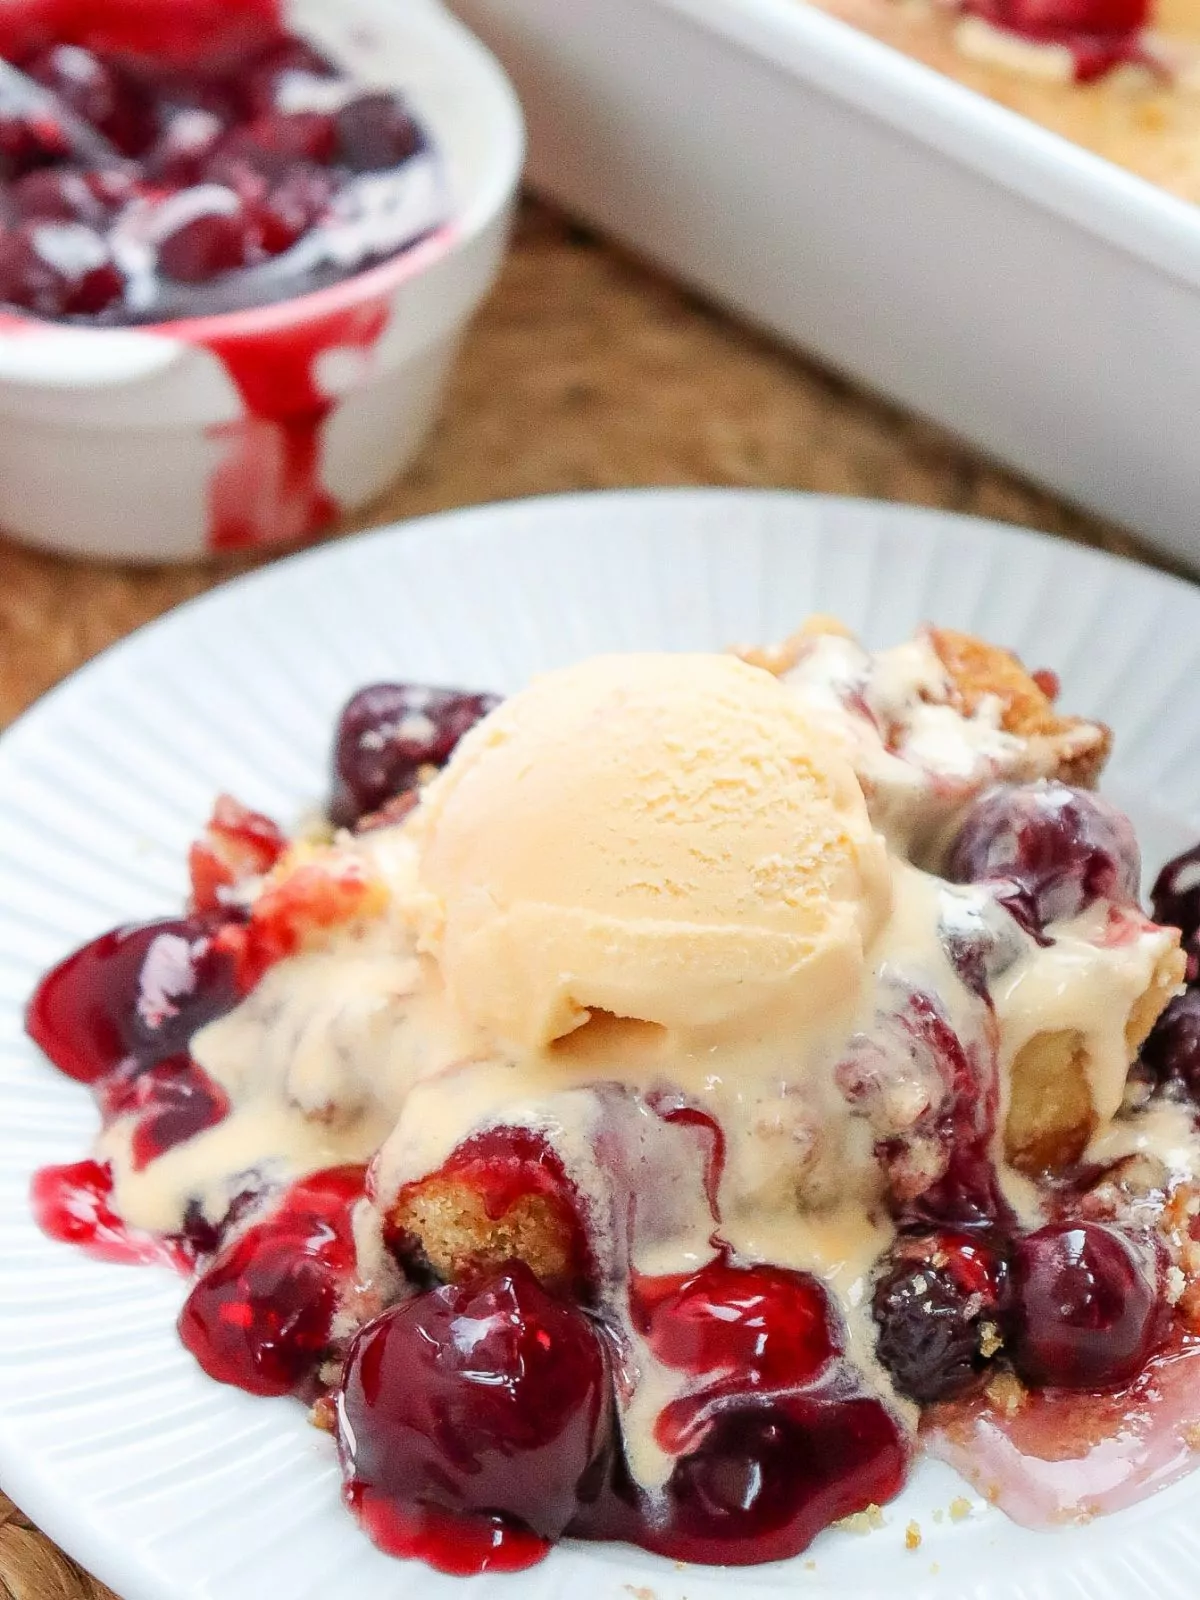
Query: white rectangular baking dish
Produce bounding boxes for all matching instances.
[449,0,1200,568]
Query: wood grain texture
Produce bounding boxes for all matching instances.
[0,195,1178,1600]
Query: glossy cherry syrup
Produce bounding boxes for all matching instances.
[1008,1222,1167,1390]
[575,1257,908,1565]
[30,1158,192,1269]
[631,1256,836,1443]
[337,1262,613,1575]
[178,1164,366,1397]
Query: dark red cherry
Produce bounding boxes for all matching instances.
[590,1394,908,1566]
[256,165,336,255]
[330,683,500,827]
[1152,842,1200,981]
[0,221,123,317]
[23,44,151,154]
[212,110,338,180]
[1141,990,1200,1098]
[0,105,72,179]
[945,781,1141,927]
[334,93,421,172]
[1009,1222,1166,1390]
[97,1052,230,1170]
[178,1166,365,1397]
[154,185,258,283]
[9,169,106,224]
[873,1232,1005,1404]
[337,1263,612,1573]
[26,916,238,1085]
[23,44,154,155]
[146,105,229,185]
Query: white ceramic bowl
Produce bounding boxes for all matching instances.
[0,0,523,563]
[451,0,1200,569]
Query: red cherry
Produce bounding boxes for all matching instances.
[946,782,1141,928]
[651,1396,907,1564]
[153,185,257,283]
[0,106,72,179]
[26,916,238,1085]
[97,1052,230,1171]
[255,166,336,255]
[633,1257,835,1393]
[330,683,500,827]
[576,1392,909,1566]
[337,1264,613,1572]
[334,93,421,173]
[14,170,103,229]
[0,220,123,317]
[211,110,337,181]
[178,1166,365,1397]
[1009,1222,1167,1390]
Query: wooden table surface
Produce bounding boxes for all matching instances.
[0,195,1180,1600]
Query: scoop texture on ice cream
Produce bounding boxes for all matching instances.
[410,653,893,1055]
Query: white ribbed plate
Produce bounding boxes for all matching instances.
[4,489,1200,1600]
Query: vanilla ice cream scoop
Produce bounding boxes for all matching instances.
[410,653,892,1055]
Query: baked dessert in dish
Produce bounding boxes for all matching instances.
[808,0,1200,206]
[27,618,1200,1573]
[0,1,444,323]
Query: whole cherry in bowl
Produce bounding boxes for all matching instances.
[0,0,523,560]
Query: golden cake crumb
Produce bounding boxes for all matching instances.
[905,1520,922,1550]
[835,1503,886,1534]
[949,1496,973,1521]
[985,1369,1027,1417]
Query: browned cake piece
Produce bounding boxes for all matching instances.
[1004,940,1187,1176]
[381,1128,592,1293]
[927,627,1112,788]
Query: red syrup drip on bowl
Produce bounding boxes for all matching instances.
[31,1159,192,1270]
[179,297,389,551]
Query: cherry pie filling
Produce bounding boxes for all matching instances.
[25,651,1200,1575]
[0,0,443,324]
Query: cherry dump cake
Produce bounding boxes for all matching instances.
[808,0,1200,206]
[27,620,1200,1574]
